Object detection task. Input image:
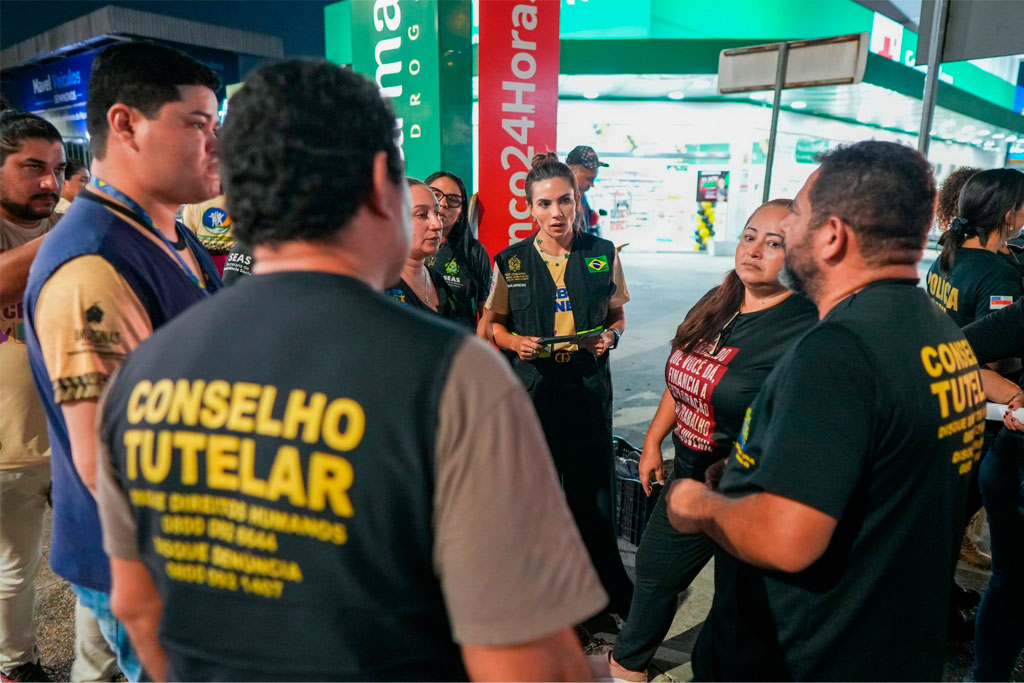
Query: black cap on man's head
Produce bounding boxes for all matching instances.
[566,145,608,169]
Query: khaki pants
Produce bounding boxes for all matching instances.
[70,599,117,682]
[0,462,117,680]
[0,463,50,671]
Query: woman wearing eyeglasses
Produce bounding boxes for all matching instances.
[607,199,817,682]
[425,171,492,334]
[385,178,458,319]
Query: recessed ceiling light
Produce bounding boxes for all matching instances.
[582,90,599,100]
[992,133,1006,139]
[941,119,956,127]
[929,130,938,135]
[1007,135,1019,142]
[791,101,807,109]
[667,91,685,100]
[962,124,976,132]
[973,138,983,144]
[977,129,991,136]
[750,92,769,101]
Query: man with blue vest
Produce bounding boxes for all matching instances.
[91,59,605,681]
[24,42,223,681]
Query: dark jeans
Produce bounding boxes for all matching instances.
[974,428,1024,682]
[613,436,716,672]
[518,353,634,614]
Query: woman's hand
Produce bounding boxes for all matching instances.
[638,444,664,497]
[511,335,544,360]
[1004,390,1024,432]
[580,330,616,357]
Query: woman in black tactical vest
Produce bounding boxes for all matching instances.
[936,167,1024,284]
[606,200,818,681]
[928,169,1024,329]
[425,171,492,333]
[485,153,634,617]
[386,178,459,318]
[927,172,1024,439]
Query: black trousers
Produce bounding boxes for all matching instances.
[515,352,634,615]
[613,435,715,672]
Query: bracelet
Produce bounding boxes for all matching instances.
[1008,389,1024,404]
[609,328,621,350]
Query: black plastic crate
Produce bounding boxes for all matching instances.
[613,436,663,545]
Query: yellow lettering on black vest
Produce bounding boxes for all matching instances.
[281,390,327,444]
[141,430,173,483]
[307,452,355,516]
[322,398,365,451]
[254,385,283,437]
[123,429,147,480]
[207,434,240,489]
[175,431,207,485]
[144,379,174,424]
[226,382,261,432]
[168,379,205,426]
[265,445,307,507]
[200,380,231,429]
[238,437,267,497]
[127,381,151,425]
[921,347,942,377]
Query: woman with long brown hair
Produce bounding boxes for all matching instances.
[485,152,633,618]
[607,199,818,681]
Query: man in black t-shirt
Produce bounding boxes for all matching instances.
[666,141,978,681]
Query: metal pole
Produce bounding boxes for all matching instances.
[918,0,949,155]
[762,42,789,203]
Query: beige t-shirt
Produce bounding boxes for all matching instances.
[486,241,630,353]
[34,256,153,404]
[180,195,235,254]
[34,200,207,404]
[0,213,61,469]
[95,336,608,647]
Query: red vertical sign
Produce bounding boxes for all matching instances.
[477,0,561,258]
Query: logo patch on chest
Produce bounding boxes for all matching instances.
[587,256,609,273]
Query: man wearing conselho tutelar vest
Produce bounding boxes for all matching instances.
[92,60,605,682]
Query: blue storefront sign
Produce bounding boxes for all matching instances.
[5,43,239,140]
[9,50,97,138]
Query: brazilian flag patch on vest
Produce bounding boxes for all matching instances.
[586,256,610,273]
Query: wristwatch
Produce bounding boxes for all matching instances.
[609,328,621,350]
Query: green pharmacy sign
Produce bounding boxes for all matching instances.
[795,137,830,164]
[325,0,472,185]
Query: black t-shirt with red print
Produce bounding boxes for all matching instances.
[665,292,817,480]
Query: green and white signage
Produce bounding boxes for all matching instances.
[325,0,472,185]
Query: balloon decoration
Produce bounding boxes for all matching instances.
[693,201,716,251]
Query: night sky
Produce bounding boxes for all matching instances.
[1,0,336,57]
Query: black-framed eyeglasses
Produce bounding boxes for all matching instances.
[430,187,463,208]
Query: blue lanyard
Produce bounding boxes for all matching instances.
[89,177,206,291]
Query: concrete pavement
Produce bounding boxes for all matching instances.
[28,250,1018,681]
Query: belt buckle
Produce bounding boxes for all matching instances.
[554,350,572,364]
